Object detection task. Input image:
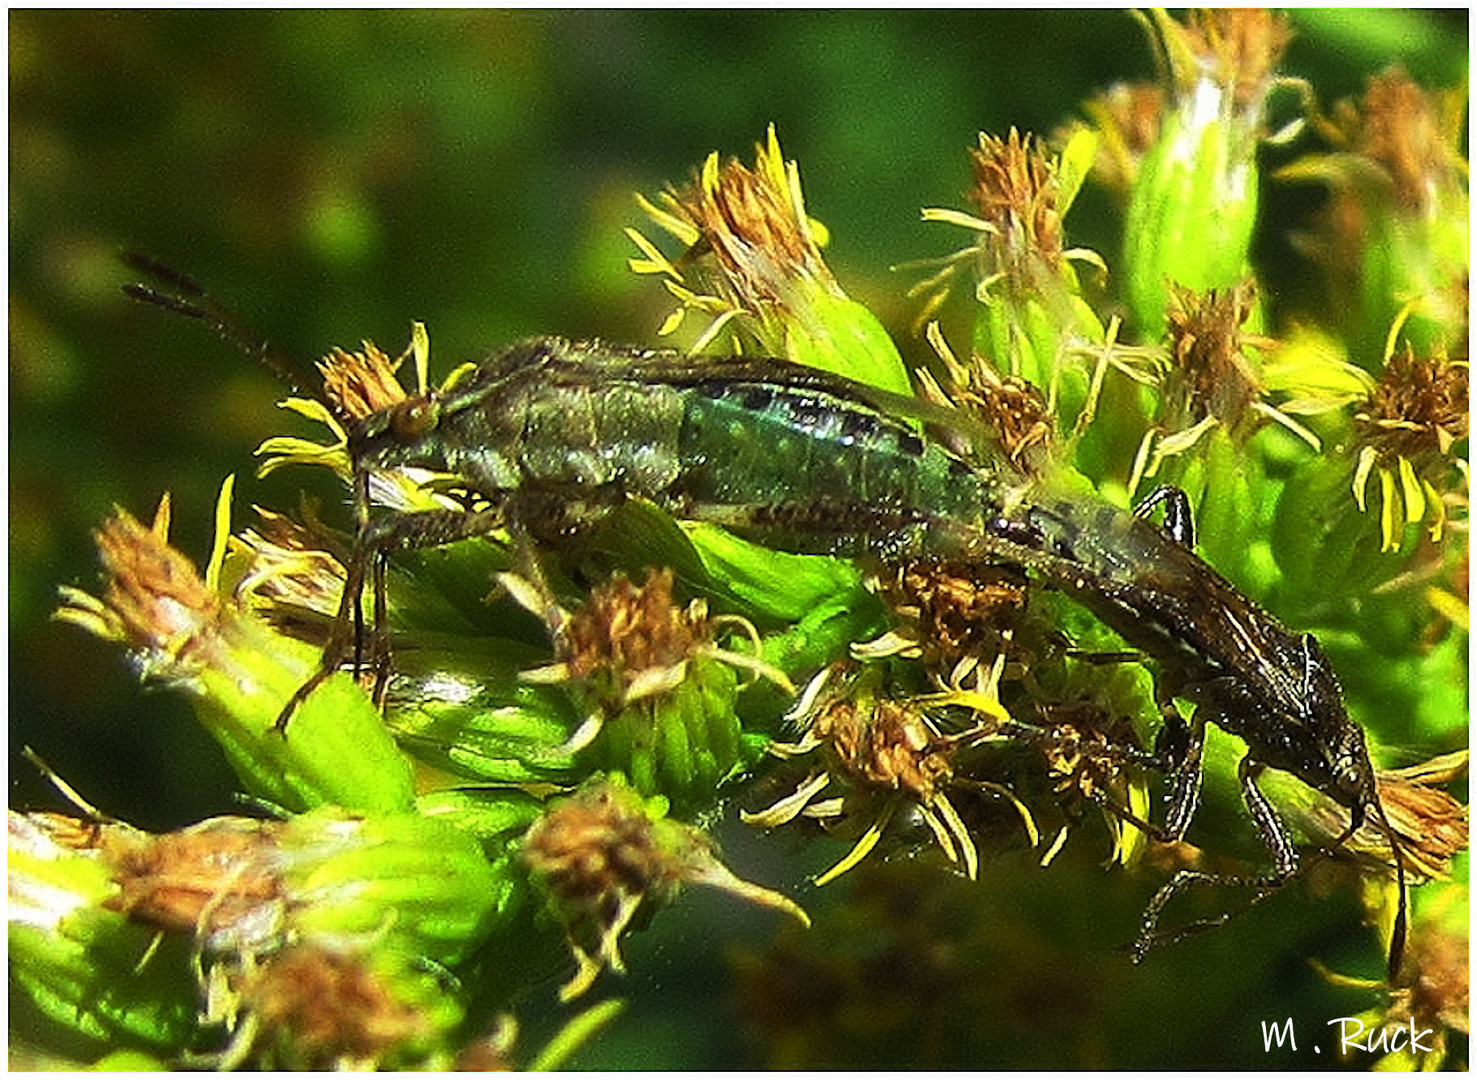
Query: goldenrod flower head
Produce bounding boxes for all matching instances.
[631,125,834,329]
[745,664,1022,885]
[1122,10,1289,339]
[878,556,1031,674]
[1310,769,1468,1067]
[917,129,1104,318]
[1278,68,1469,357]
[54,492,415,815]
[1161,280,1272,435]
[1316,67,1468,221]
[11,804,494,1068]
[251,334,417,485]
[562,568,710,707]
[255,324,460,517]
[318,340,411,420]
[514,567,784,808]
[1352,346,1468,551]
[629,125,911,394]
[969,129,1067,285]
[229,507,346,633]
[8,809,201,1053]
[54,496,220,670]
[523,776,807,1000]
[230,944,460,1070]
[1146,8,1291,119]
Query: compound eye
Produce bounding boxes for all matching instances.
[389,398,438,442]
[1336,758,1369,801]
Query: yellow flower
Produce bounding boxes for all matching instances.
[744,662,1028,885]
[1351,345,1468,551]
[628,124,911,394]
[523,777,807,1001]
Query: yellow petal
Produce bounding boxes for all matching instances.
[1421,478,1446,542]
[1351,445,1379,512]
[1397,457,1425,523]
[814,809,892,886]
[1378,468,1399,552]
[410,321,430,397]
[204,474,236,594]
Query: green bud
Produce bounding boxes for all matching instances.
[8,811,200,1055]
[276,806,504,967]
[1122,10,1288,339]
[54,496,415,815]
[629,124,912,396]
[585,654,746,810]
[923,129,1107,431]
[386,635,581,786]
[1275,69,1468,364]
[88,807,505,971]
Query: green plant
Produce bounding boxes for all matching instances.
[13,9,1467,1070]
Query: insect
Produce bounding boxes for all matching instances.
[340,335,1408,972]
[123,268,1407,975]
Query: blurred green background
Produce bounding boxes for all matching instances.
[10,10,1467,1069]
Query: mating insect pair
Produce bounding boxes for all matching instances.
[124,255,1409,978]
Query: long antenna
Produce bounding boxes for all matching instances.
[119,251,321,407]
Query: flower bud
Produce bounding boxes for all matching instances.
[8,811,200,1055]
[523,776,807,1000]
[1122,10,1289,338]
[629,124,912,396]
[54,493,415,815]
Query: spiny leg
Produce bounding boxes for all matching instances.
[1155,706,1206,841]
[1132,754,1298,961]
[274,504,509,732]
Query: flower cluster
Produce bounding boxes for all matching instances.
[19,10,1468,1070]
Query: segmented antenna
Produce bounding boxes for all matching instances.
[119,251,320,406]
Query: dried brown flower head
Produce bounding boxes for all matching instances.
[666,147,839,308]
[1347,67,1467,217]
[811,696,956,806]
[967,129,1065,283]
[1034,712,1133,808]
[231,507,347,637]
[883,559,1030,674]
[563,568,706,688]
[81,499,221,657]
[746,665,1015,883]
[1163,280,1271,431]
[1302,752,1469,883]
[101,817,284,949]
[1355,348,1469,464]
[237,945,434,1068]
[1399,926,1470,1036]
[1170,9,1291,111]
[524,778,806,999]
[523,780,684,920]
[318,341,409,421]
